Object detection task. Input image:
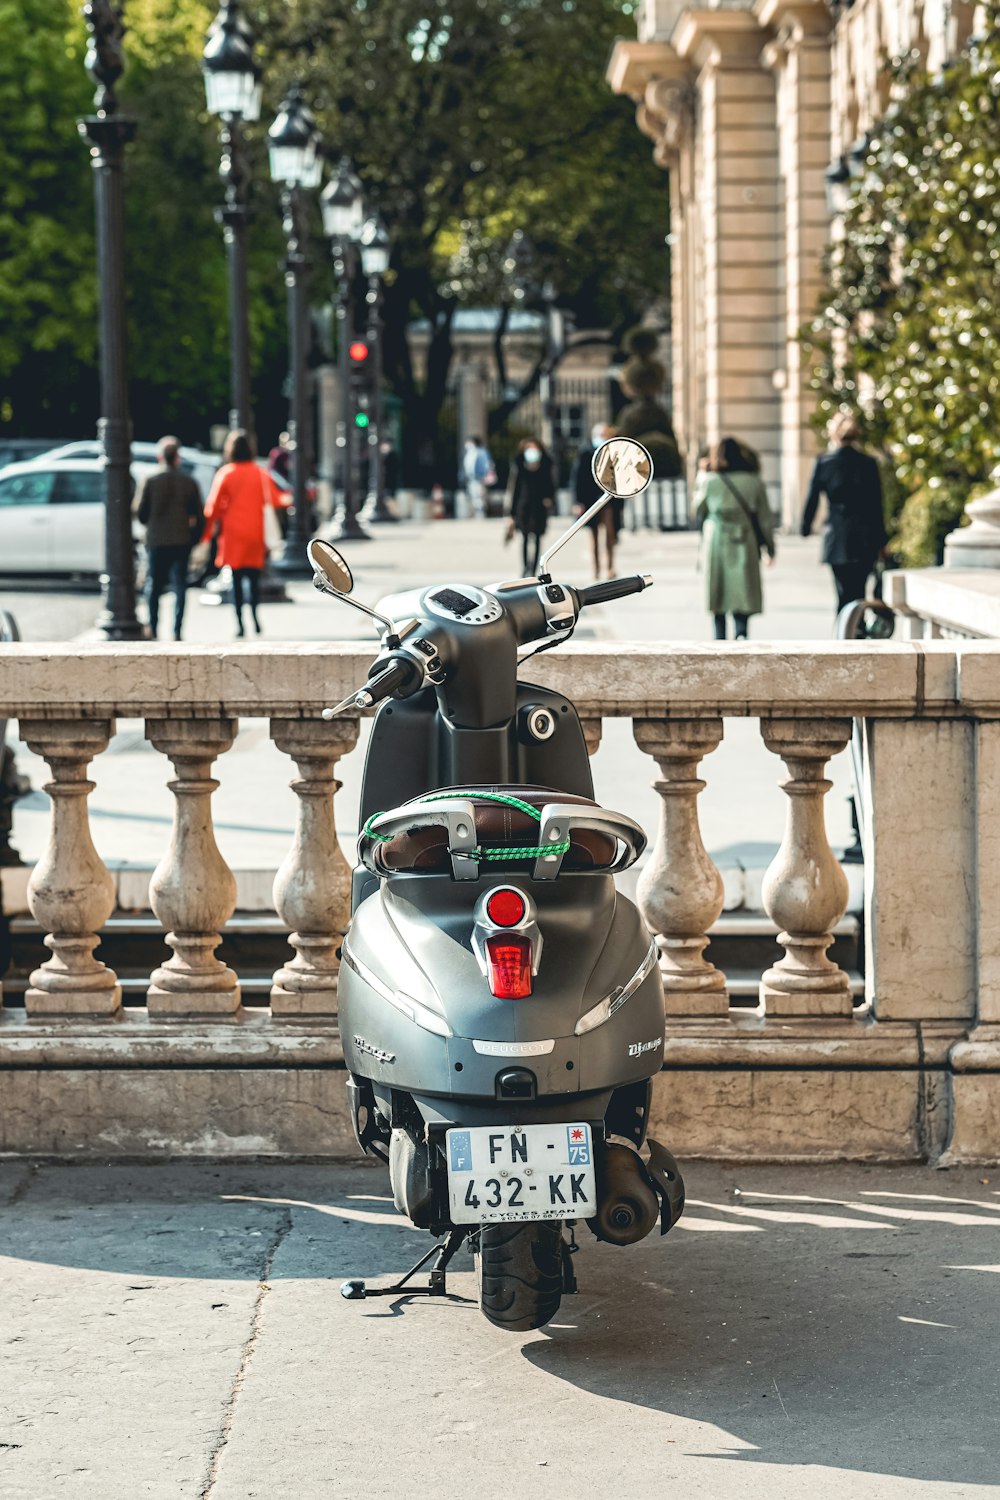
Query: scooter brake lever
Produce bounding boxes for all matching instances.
[322,690,370,720]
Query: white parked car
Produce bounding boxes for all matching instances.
[0,458,156,576]
[35,440,220,502]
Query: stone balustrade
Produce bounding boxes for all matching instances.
[1,639,999,1165]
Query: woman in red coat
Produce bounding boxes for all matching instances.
[203,430,291,636]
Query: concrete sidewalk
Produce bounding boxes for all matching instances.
[5,519,857,907]
[1,1158,998,1498]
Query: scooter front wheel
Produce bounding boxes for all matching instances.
[474,1220,563,1332]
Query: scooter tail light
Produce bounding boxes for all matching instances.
[485,935,533,999]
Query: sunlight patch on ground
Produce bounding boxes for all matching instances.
[688,1199,894,1229]
[672,1216,764,1232]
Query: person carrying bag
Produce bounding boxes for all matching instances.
[694,436,776,640]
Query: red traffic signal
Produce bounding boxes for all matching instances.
[348,340,370,363]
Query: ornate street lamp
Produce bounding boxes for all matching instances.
[203,0,261,435]
[268,85,321,576]
[321,159,370,541]
[358,213,395,524]
[79,0,143,640]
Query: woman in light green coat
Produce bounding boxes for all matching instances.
[695,437,776,639]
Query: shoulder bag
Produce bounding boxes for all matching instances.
[719,471,768,555]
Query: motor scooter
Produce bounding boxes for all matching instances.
[310,436,684,1331]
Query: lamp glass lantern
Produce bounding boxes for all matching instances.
[268,87,319,186]
[321,159,366,241]
[203,7,261,121]
[359,214,391,276]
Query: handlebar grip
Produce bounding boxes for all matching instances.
[358,655,421,708]
[577,574,652,609]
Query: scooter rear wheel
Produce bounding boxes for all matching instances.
[475,1220,563,1332]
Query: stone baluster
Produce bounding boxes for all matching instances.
[269,717,360,1016]
[20,719,120,1017]
[633,718,728,1016]
[759,718,853,1017]
[580,716,603,758]
[145,719,240,1016]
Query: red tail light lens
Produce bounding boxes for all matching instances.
[485,936,533,999]
[485,888,527,927]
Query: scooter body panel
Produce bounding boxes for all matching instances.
[339,872,665,1103]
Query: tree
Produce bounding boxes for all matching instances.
[1,0,665,465]
[0,0,97,435]
[260,0,666,474]
[804,11,1000,563]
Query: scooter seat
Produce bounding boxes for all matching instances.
[375,786,618,874]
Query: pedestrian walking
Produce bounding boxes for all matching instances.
[572,422,623,580]
[505,437,555,576]
[267,431,293,484]
[695,435,776,640]
[202,430,290,638]
[134,435,204,641]
[801,413,888,613]
[462,435,495,518]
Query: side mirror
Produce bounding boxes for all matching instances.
[591,438,653,499]
[308,539,354,595]
[538,436,654,577]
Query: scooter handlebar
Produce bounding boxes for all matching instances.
[577,573,653,609]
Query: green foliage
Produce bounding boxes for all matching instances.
[0,0,96,432]
[1,0,663,458]
[894,480,971,567]
[804,9,1000,564]
[259,0,666,449]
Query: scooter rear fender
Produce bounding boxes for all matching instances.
[338,870,665,1100]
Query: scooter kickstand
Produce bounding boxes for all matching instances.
[340,1227,469,1302]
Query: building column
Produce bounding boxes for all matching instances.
[759,0,832,528]
[673,10,783,507]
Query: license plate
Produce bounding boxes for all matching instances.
[445,1123,597,1224]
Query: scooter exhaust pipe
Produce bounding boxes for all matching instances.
[587,1141,660,1245]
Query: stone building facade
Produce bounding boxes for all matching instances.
[608,0,976,525]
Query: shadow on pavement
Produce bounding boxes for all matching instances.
[2,1160,998,1489]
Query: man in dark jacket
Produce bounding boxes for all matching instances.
[801,413,888,613]
[134,436,204,640]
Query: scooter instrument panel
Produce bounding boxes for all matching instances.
[424,585,502,626]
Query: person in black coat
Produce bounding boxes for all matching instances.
[801,413,888,613]
[505,437,555,576]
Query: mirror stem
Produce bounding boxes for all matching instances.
[311,577,400,645]
[538,492,612,579]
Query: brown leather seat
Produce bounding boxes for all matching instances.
[375,786,618,874]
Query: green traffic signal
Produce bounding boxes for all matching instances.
[355,412,370,428]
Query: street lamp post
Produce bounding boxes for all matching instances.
[268,85,322,578]
[321,160,370,541]
[79,0,143,640]
[359,213,395,524]
[203,0,261,435]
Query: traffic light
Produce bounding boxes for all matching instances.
[348,338,372,430]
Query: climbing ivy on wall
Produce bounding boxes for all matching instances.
[804,8,1000,564]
